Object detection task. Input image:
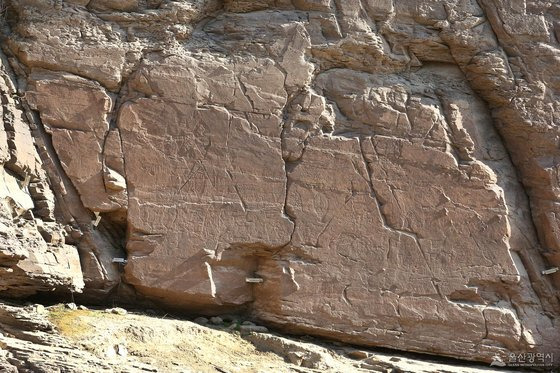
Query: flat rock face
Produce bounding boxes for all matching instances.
[2,0,560,366]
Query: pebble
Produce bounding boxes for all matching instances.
[241,321,255,326]
[239,325,268,334]
[194,317,208,325]
[347,350,369,360]
[105,345,117,359]
[209,316,223,325]
[66,303,77,310]
[106,307,127,315]
[116,344,128,357]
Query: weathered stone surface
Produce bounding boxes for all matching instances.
[89,0,140,12]
[26,70,127,213]
[118,55,293,309]
[1,0,560,368]
[0,302,148,372]
[251,66,555,359]
[7,1,127,91]
[0,49,84,298]
[22,70,128,296]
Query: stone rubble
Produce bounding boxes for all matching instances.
[0,301,522,372]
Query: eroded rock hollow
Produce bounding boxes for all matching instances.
[1,0,559,365]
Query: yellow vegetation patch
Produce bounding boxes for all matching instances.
[48,306,115,338]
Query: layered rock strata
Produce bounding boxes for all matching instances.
[0,45,83,297]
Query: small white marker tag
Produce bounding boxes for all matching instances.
[93,212,101,227]
[542,267,559,275]
[246,277,264,284]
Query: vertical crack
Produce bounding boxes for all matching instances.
[358,137,432,274]
[358,138,420,240]
[342,284,353,306]
[281,151,297,245]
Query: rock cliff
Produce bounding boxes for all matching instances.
[0,0,559,367]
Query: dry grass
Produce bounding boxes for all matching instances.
[47,307,293,372]
[47,306,119,338]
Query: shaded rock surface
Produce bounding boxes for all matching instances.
[0,0,558,367]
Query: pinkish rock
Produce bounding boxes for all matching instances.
[1,0,559,367]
